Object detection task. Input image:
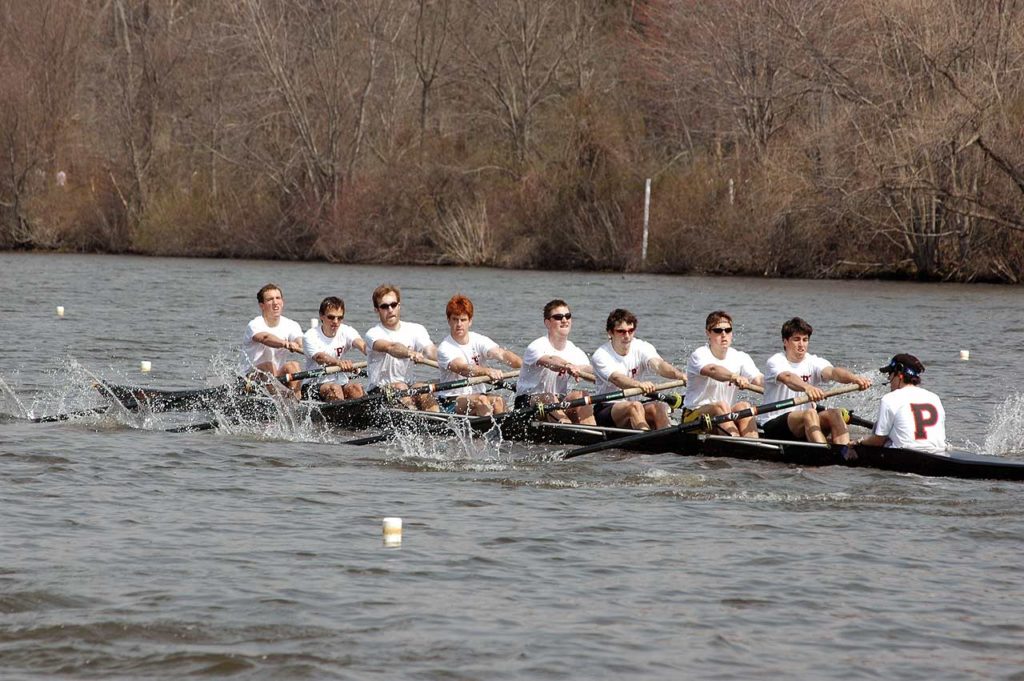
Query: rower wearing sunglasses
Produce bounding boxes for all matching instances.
[856,354,947,453]
[683,310,764,437]
[758,317,871,445]
[364,283,440,411]
[513,299,596,424]
[590,308,687,430]
[301,296,367,401]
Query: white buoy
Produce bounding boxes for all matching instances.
[56,305,65,317]
[140,360,152,373]
[383,517,402,547]
[960,350,970,361]
[310,318,319,330]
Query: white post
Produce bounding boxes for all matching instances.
[728,177,735,206]
[642,178,651,265]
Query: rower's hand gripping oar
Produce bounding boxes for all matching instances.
[561,383,864,460]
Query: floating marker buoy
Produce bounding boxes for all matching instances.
[383,517,402,547]
[140,360,152,373]
[56,306,65,317]
[960,350,970,361]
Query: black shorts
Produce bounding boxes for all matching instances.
[761,413,799,441]
[514,394,532,410]
[594,402,616,427]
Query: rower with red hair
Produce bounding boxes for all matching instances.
[436,294,522,416]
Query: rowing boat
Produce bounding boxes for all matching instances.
[96,379,498,438]
[513,420,1024,482]
[93,380,1024,482]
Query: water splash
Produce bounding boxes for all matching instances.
[0,372,29,418]
[983,393,1024,455]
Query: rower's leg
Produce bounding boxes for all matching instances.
[280,360,303,399]
[707,403,740,436]
[611,401,648,430]
[416,393,441,412]
[644,401,670,429]
[342,383,366,399]
[791,410,826,443]
[732,401,759,438]
[319,384,346,402]
[819,408,850,445]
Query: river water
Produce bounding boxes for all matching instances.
[2,253,1024,680]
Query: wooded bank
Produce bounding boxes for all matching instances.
[2,0,1024,282]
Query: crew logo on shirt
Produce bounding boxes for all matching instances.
[910,403,939,439]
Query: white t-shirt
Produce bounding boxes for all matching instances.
[873,385,947,454]
[515,336,591,397]
[590,338,662,398]
[684,345,762,409]
[240,315,304,373]
[364,321,434,390]
[435,332,500,397]
[302,324,363,386]
[758,352,834,423]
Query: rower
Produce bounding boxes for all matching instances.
[856,353,947,454]
[364,284,439,411]
[590,309,687,430]
[301,296,367,401]
[240,282,305,398]
[758,317,871,447]
[513,299,596,424]
[435,294,522,416]
[683,310,764,437]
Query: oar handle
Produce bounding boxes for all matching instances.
[281,361,368,383]
[562,382,865,460]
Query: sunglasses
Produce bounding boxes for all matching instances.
[613,326,636,335]
[709,327,733,334]
[323,314,344,321]
[376,301,400,310]
[547,313,572,321]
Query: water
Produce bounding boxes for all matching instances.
[2,253,1024,680]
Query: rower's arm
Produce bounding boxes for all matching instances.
[352,337,368,355]
[823,366,872,389]
[537,355,589,379]
[447,357,504,381]
[701,364,759,391]
[252,331,292,351]
[857,434,888,447]
[651,358,686,383]
[488,346,523,369]
[373,338,424,362]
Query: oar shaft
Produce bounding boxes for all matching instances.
[537,379,687,416]
[395,369,520,399]
[281,361,368,384]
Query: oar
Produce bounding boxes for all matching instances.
[356,369,520,405]
[338,370,520,445]
[561,383,864,460]
[280,361,368,384]
[532,379,687,419]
